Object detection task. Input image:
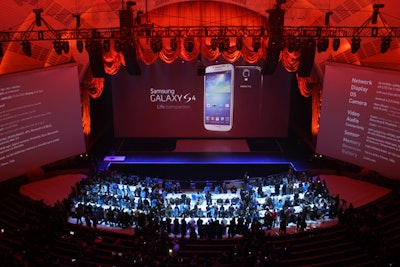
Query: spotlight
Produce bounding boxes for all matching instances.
[85,40,92,52]
[236,37,242,51]
[53,40,62,55]
[22,40,32,56]
[211,38,218,51]
[287,38,295,53]
[76,40,84,53]
[170,38,177,51]
[150,38,162,53]
[317,38,329,53]
[184,38,194,52]
[279,38,286,50]
[126,39,136,50]
[252,37,261,52]
[197,54,205,76]
[294,38,302,51]
[103,39,110,52]
[114,39,123,52]
[269,38,283,49]
[62,41,70,54]
[218,41,225,52]
[380,36,391,54]
[303,38,315,48]
[351,37,361,54]
[218,38,230,53]
[332,38,340,52]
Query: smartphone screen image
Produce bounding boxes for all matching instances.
[204,64,234,132]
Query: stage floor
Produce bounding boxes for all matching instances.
[104,153,294,182]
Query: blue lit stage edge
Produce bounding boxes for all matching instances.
[101,139,311,182]
[102,152,301,183]
[103,153,295,167]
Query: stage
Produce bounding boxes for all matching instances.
[102,137,311,178]
[103,152,295,183]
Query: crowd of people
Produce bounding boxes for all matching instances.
[66,167,341,237]
[1,165,398,266]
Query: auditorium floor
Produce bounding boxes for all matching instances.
[20,171,391,237]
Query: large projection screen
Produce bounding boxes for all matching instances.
[316,62,400,180]
[0,64,86,181]
[111,59,292,138]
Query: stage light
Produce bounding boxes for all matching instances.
[294,38,302,51]
[62,41,69,54]
[279,38,286,50]
[150,38,162,53]
[103,39,110,52]
[53,40,62,55]
[287,38,295,53]
[252,37,261,52]
[184,38,194,52]
[197,54,205,76]
[351,37,361,54]
[269,37,283,50]
[317,38,329,53]
[211,38,217,51]
[170,38,177,51]
[236,37,242,51]
[332,38,340,51]
[76,40,84,53]
[303,38,314,48]
[380,36,391,54]
[85,40,92,52]
[218,38,230,53]
[218,41,225,52]
[22,40,32,56]
[114,39,123,52]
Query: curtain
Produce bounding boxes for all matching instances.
[81,76,105,136]
[297,72,322,137]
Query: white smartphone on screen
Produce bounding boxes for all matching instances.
[204,64,234,132]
